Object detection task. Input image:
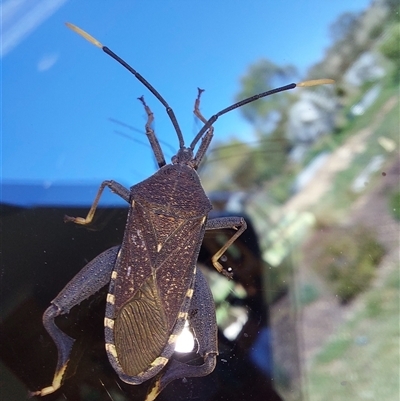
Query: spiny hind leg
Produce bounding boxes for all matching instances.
[30,246,120,396]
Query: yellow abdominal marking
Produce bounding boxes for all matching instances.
[178,312,188,320]
[151,356,168,368]
[105,343,118,358]
[106,293,115,304]
[186,288,194,298]
[168,334,178,344]
[111,270,118,279]
[104,317,114,329]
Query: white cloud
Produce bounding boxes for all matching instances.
[1,0,68,58]
[37,53,59,71]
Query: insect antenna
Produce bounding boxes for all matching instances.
[66,23,334,158]
[65,23,185,149]
[190,79,334,150]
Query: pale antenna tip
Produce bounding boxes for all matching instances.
[297,79,335,87]
[65,23,103,48]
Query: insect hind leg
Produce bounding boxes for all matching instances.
[30,246,120,397]
[29,305,75,397]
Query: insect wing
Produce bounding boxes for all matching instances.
[105,200,207,381]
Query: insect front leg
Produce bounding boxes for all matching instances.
[193,88,214,168]
[64,180,130,225]
[206,216,247,278]
[31,246,120,397]
[145,268,217,401]
[138,96,166,168]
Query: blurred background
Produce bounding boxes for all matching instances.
[1,0,399,400]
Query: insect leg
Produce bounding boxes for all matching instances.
[30,246,120,397]
[193,127,214,169]
[144,268,217,401]
[193,88,214,168]
[64,180,130,225]
[205,216,247,278]
[188,267,218,371]
[137,96,166,168]
[193,88,207,124]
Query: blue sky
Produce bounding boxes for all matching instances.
[2,0,372,190]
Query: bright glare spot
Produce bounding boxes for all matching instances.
[223,311,248,341]
[175,321,194,353]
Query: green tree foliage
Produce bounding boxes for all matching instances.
[329,11,360,43]
[389,190,400,220]
[379,23,400,81]
[201,139,252,190]
[225,127,291,191]
[211,59,297,190]
[386,0,400,22]
[249,127,290,183]
[203,127,290,191]
[235,59,298,129]
[310,225,385,303]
